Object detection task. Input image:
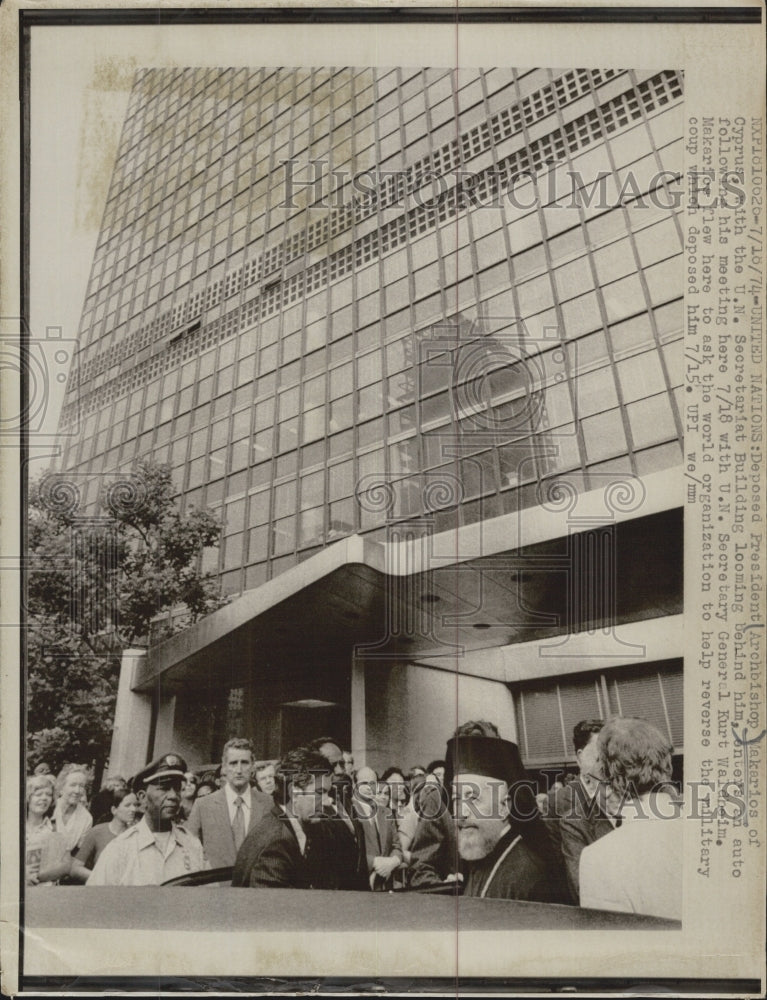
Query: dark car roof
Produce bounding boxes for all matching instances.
[26,885,680,933]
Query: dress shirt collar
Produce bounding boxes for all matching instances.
[136,815,185,851]
[279,805,307,854]
[224,782,251,819]
[331,798,356,834]
[578,773,598,800]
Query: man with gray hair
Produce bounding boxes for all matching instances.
[186,737,272,869]
[579,716,682,919]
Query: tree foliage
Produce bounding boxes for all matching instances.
[26,460,226,772]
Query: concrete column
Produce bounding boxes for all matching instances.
[350,656,366,768]
[107,648,152,780]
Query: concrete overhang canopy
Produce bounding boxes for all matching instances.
[137,471,683,694]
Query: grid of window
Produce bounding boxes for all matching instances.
[58,65,685,594]
[73,65,622,379]
[64,68,682,402]
[515,659,683,767]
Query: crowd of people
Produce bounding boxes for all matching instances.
[25,716,682,920]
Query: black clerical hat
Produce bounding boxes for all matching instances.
[445,736,526,786]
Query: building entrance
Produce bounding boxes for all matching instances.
[279,699,347,756]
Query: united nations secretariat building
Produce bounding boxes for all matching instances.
[53,65,685,783]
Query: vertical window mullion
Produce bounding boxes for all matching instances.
[657,671,673,745]
[556,684,568,759]
[519,690,528,759]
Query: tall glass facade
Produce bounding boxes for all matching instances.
[58,66,685,598]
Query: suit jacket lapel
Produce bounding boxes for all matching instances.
[218,787,263,837]
[217,790,236,849]
[219,788,236,846]
[573,778,615,835]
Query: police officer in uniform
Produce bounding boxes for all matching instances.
[87,754,206,886]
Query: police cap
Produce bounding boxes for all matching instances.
[132,753,187,792]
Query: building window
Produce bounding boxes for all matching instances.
[211,686,245,757]
[513,658,683,767]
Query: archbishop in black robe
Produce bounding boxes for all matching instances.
[462,824,558,901]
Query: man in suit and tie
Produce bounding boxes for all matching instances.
[544,719,619,903]
[307,737,368,891]
[185,737,272,869]
[352,766,404,890]
[233,745,349,889]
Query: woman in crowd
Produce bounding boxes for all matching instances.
[255,761,276,796]
[179,772,198,820]
[381,767,408,815]
[25,774,71,886]
[52,765,93,853]
[372,776,392,814]
[380,767,411,867]
[196,772,218,798]
[69,785,139,881]
[425,759,446,786]
[397,771,427,863]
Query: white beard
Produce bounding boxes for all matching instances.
[457,821,505,861]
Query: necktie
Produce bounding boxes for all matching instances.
[232,795,246,850]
